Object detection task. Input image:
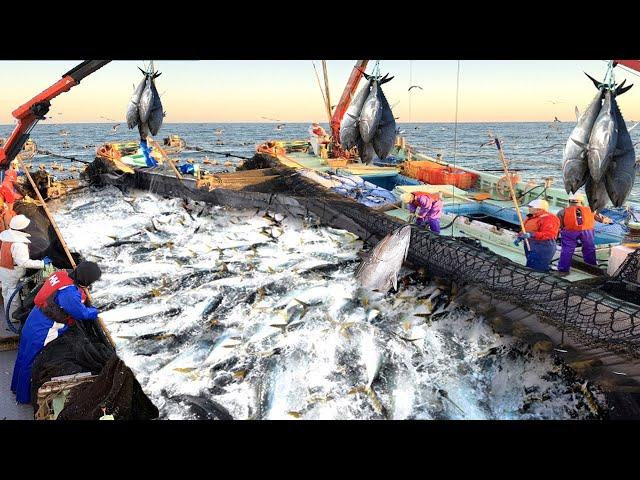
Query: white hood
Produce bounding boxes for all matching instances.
[0,229,31,244]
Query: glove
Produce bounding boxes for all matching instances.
[42,256,52,266]
[513,239,521,247]
[517,232,532,241]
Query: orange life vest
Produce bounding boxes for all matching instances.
[34,270,87,326]
[563,206,595,231]
[0,206,16,232]
[0,241,14,270]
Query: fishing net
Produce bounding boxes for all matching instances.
[87,154,640,359]
[30,318,158,420]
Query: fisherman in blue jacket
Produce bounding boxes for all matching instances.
[11,261,102,404]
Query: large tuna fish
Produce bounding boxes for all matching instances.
[356,225,411,293]
[359,81,382,143]
[585,176,610,212]
[357,138,378,165]
[605,93,636,207]
[562,84,604,193]
[340,80,372,150]
[138,71,162,125]
[372,86,396,160]
[147,77,164,136]
[126,70,147,129]
[587,89,618,182]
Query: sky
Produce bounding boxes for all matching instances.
[0,60,638,124]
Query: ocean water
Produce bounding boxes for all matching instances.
[1,121,639,203]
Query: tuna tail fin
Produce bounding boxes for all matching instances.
[153,72,162,79]
[584,72,605,90]
[380,75,394,85]
[615,83,633,97]
[138,67,147,76]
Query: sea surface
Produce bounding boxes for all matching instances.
[1,121,639,203]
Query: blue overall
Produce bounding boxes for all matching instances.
[11,285,98,404]
[140,140,158,167]
[524,239,557,273]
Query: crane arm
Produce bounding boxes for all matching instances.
[0,60,111,169]
[614,60,640,73]
[329,60,368,143]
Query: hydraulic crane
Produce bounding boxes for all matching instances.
[0,60,111,169]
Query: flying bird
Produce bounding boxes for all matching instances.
[111,124,121,132]
[553,117,561,122]
[547,100,566,104]
[408,85,423,92]
[261,116,281,122]
[275,124,285,131]
[537,143,563,154]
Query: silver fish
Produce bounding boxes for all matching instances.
[356,225,411,293]
[585,176,609,212]
[359,81,382,143]
[587,89,618,182]
[605,94,636,207]
[138,76,154,125]
[372,87,396,160]
[357,138,377,165]
[340,81,371,150]
[147,77,164,136]
[126,70,147,129]
[562,85,604,193]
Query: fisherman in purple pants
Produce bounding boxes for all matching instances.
[556,194,598,275]
[402,192,443,234]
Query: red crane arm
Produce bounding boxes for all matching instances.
[614,60,640,74]
[330,60,369,143]
[0,60,111,169]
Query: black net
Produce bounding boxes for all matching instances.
[87,154,640,359]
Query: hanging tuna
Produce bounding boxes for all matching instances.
[339,72,396,164]
[125,67,164,138]
[562,72,634,210]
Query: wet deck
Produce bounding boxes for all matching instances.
[0,308,33,420]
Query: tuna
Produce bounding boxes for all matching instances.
[340,81,372,150]
[126,70,147,129]
[562,86,604,193]
[356,225,411,293]
[587,89,618,182]
[604,95,637,207]
[585,176,610,212]
[372,86,396,160]
[147,77,164,136]
[359,81,382,143]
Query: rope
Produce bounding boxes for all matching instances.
[185,145,252,161]
[451,60,461,236]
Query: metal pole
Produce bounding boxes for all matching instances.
[16,157,116,348]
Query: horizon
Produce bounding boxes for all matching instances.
[1,60,638,123]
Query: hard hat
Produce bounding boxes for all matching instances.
[528,199,549,211]
[568,193,584,203]
[10,214,30,231]
[400,192,414,204]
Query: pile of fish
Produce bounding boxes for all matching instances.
[562,73,636,210]
[50,186,606,419]
[126,67,164,139]
[340,73,397,164]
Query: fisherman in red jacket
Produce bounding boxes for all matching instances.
[514,199,560,272]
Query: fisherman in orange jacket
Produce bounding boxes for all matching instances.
[556,193,597,275]
[0,169,20,232]
[513,199,560,272]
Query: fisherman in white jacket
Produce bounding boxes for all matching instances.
[0,215,51,321]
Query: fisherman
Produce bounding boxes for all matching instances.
[514,199,560,273]
[309,123,329,156]
[0,169,21,231]
[11,261,101,404]
[0,215,51,321]
[556,193,597,275]
[401,191,443,234]
[309,122,327,138]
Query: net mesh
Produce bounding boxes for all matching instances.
[88,155,640,360]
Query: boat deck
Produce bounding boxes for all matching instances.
[0,312,34,420]
[274,150,601,283]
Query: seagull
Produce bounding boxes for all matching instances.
[214,129,224,135]
[261,116,281,122]
[59,130,69,136]
[111,124,121,132]
[275,124,285,131]
[479,139,496,148]
[408,85,423,92]
[553,117,561,122]
[547,100,566,104]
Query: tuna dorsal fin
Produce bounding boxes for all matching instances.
[575,106,580,121]
[616,83,633,97]
[584,72,604,90]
